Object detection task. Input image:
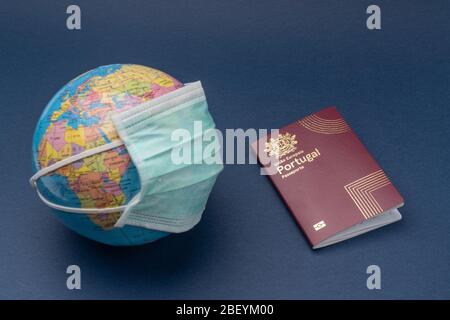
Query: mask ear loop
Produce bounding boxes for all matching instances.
[30,140,127,214]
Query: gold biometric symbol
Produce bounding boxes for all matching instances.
[264,132,298,158]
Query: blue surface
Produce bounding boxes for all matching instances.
[0,0,449,299]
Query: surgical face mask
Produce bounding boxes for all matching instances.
[30,81,223,233]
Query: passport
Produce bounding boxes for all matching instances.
[252,106,404,249]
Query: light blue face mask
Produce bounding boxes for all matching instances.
[30,81,223,233]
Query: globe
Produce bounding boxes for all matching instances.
[32,64,183,245]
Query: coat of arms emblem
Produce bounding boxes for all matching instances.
[264,132,298,158]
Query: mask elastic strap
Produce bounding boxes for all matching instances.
[34,187,127,214]
[30,139,126,214]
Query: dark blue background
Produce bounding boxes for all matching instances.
[0,0,449,299]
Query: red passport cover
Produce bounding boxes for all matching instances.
[252,106,404,247]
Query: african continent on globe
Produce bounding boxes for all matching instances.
[32,64,183,245]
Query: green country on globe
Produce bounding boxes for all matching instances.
[32,64,183,245]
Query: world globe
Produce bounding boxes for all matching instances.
[32,64,183,245]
